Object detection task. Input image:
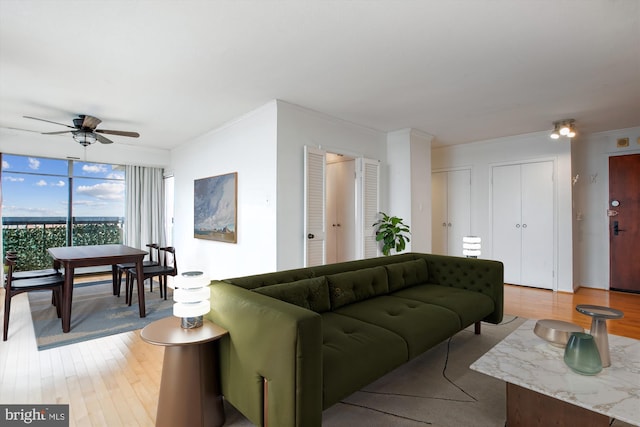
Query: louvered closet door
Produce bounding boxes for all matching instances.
[359,158,380,259]
[304,146,326,267]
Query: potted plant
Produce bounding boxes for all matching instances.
[373,212,411,256]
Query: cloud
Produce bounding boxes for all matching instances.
[28,158,40,170]
[3,176,24,182]
[2,160,9,169]
[76,181,124,201]
[107,172,125,180]
[35,180,47,186]
[82,164,108,174]
[52,180,65,187]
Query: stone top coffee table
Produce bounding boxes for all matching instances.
[471,319,639,426]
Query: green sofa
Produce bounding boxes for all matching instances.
[206,252,504,427]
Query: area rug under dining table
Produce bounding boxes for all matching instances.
[28,280,173,351]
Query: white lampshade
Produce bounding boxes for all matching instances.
[173,271,210,328]
[463,236,482,258]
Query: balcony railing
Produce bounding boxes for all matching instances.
[2,216,124,271]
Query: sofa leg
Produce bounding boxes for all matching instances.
[475,321,481,335]
[263,377,268,427]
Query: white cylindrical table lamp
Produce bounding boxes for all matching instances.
[463,236,482,258]
[172,271,211,329]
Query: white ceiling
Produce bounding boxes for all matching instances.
[1,0,639,151]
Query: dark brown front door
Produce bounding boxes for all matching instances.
[609,153,640,292]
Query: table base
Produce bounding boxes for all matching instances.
[506,383,609,427]
[156,342,225,427]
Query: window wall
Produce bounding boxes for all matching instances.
[1,153,125,270]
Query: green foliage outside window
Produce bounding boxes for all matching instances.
[3,223,122,271]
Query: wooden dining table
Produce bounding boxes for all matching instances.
[48,244,148,333]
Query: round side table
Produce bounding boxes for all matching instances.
[575,304,624,368]
[141,317,229,427]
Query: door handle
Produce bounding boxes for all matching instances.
[613,221,625,236]
[308,233,315,239]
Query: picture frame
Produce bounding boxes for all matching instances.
[194,172,237,243]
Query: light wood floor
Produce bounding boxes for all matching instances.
[1,283,639,426]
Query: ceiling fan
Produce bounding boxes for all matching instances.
[23,114,140,146]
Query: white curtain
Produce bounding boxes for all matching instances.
[124,165,166,251]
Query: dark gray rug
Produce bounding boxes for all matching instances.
[222,316,633,427]
[28,280,173,351]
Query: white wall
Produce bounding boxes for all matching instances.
[387,129,433,253]
[275,101,388,270]
[432,131,573,292]
[571,126,640,290]
[0,128,170,167]
[170,101,279,280]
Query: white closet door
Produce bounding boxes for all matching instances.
[431,171,448,255]
[431,169,471,256]
[447,169,471,257]
[304,146,326,267]
[521,161,554,288]
[358,158,380,259]
[492,164,522,285]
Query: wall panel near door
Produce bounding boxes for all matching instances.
[431,169,471,256]
[492,161,554,289]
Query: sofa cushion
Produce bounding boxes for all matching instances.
[224,271,313,289]
[326,266,389,310]
[391,284,495,328]
[385,258,429,292]
[252,276,331,313]
[321,312,408,407]
[334,296,461,359]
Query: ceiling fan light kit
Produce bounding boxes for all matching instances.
[550,119,576,140]
[72,130,97,146]
[22,114,140,147]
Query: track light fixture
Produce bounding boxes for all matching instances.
[550,119,576,140]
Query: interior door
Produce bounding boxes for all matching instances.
[304,146,326,267]
[447,169,471,257]
[431,171,448,255]
[609,154,640,292]
[357,157,380,259]
[492,164,522,285]
[520,161,554,289]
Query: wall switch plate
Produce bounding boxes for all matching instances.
[617,137,629,147]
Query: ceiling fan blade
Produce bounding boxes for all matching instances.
[95,133,114,144]
[1,126,42,133]
[23,116,75,129]
[95,129,140,138]
[42,130,73,135]
[81,115,102,130]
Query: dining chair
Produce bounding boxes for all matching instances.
[3,256,64,341]
[4,251,60,280]
[114,243,160,297]
[125,246,177,306]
